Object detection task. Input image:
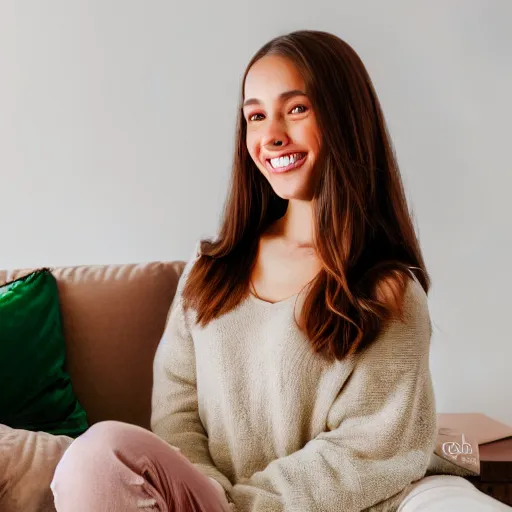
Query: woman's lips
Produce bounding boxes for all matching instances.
[265,153,307,174]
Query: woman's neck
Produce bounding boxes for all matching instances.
[272,200,314,247]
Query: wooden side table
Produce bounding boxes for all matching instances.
[467,437,512,506]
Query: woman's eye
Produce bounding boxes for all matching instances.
[290,105,308,114]
[249,113,265,122]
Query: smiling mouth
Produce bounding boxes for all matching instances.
[265,152,307,173]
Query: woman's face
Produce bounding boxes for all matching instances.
[243,55,322,201]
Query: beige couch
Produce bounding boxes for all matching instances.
[1,262,509,511]
[0,261,185,511]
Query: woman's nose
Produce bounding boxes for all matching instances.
[262,121,289,150]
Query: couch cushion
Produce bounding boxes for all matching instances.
[0,424,72,512]
[0,261,185,429]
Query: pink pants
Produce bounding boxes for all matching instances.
[50,421,231,512]
[51,421,511,511]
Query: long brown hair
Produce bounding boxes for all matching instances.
[183,30,429,361]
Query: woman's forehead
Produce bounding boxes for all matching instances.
[244,55,306,100]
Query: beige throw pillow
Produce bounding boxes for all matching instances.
[0,424,73,512]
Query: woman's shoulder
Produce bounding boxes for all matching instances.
[374,268,429,319]
[175,240,204,294]
[178,237,220,290]
[182,240,205,270]
[370,270,431,350]
[402,271,430,325]
[353,274,432,370]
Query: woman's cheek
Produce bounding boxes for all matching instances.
[246,137,259,163]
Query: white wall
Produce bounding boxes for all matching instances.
[1,1,511,424]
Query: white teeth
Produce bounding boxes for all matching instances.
[270,153,303,169]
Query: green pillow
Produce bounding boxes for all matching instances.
[0,269,88,437]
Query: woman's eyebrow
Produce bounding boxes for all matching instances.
[242,89,307,108]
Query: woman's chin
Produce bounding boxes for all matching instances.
[271,185,314,202]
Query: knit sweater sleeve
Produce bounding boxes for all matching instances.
[150,248,234,494]
[229,279,437,512]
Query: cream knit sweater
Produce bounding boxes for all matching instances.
[151,249,437,512]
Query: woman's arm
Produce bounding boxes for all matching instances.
[151,250,234,495]
[229,279,436,512]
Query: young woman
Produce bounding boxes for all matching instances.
[51,31,509,511]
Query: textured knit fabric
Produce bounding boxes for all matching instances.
[151,248,437,512]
